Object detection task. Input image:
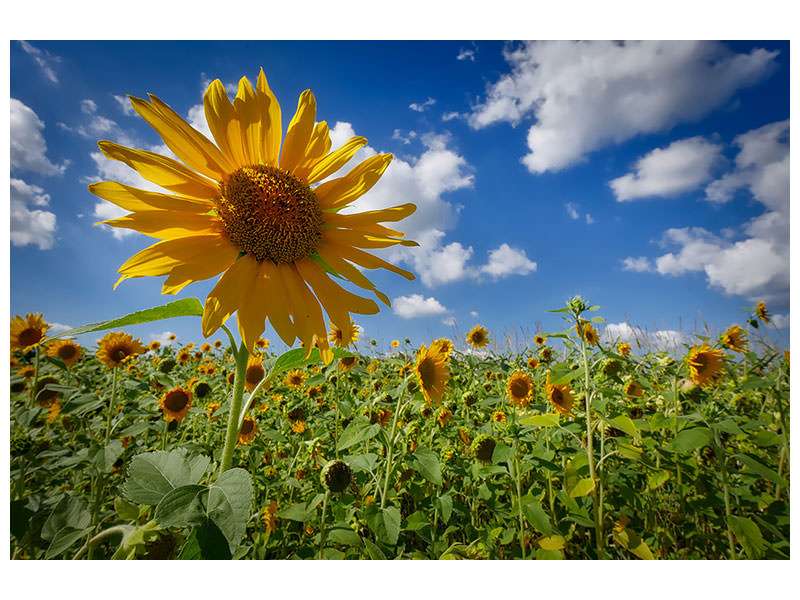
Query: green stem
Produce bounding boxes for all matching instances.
[513,439,526,559]
[30,345,41,407]
[712,429,737,559]
[219,337,248,475]
[380,382,406,509]
[318,491,330,559]
[578,325,603,558]
[103,367,119,447]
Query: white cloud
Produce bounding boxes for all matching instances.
[10,178,57,250]
[441,316,457,327]
[470,311,479,318]
[441,111,462,122]
[480,243,537,279]
[610,136,724,201]
[19,40,60,83]
[392,129,417,145]
[149,331,177,346]
[11,99,67,176]
[457,48,476,61]
[771,314,789,329]
[622,256,653,272]
[187,103,213,140]
[565,202,579,219]
[602,322,689,351]
[113,94,136,116]
[409,97,436,112]
[585,214,594,224]
[393,294,449,319]
[469,41,778,173]
[49,323,72,334]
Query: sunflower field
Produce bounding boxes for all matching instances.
[9,296,790,560]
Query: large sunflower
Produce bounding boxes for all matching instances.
[506,371,534,409]
[96,332,146,368]
[415,342,450,405]
[721,325,749,354]
[47,339,83,367]
[89,69,417,362]
[686,343,726,387]
[10,313,50,352]
[545,372,575,417]
[159,385,193,424]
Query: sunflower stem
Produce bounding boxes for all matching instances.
[103,367,119,447]
[513,438,526,559]
[380,380,407,509]
[318,490,330,559]
[29,345,40,407]
[219,338,248,475]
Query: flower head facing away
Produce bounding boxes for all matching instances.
[90,69,417,362]
[686,343,726,387]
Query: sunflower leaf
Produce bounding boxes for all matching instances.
[666,427,713,453]
[179,518,232,560]
[337,417,381,452]
[155,485,206,528]
[410,447,442,486]
[727,515,766,559]
[206,468,253,554]
[121,449,211,505]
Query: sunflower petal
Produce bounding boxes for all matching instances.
[98,141,219,199]
[292,121,332,181]
[256,68,282,167]
[324,239,416,280]
[260,261,297,346]
[88,181,213,214]
[296,258,379,319]
[327,203,416,226]
[233,76,261,166]
[202,254,259,337]
[99,212,220,239]
[325,228,418,249]
[316,246,393,306]
[306,136,367,184]
[235,263,266,353]
[314,153,393,209]
[279,89,316,172]
[115,235,228,284]
[161,243,239,294]
[276,263,327,360]
[203,79,247,168]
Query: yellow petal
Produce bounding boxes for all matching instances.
[202,254,259,337]
[324,239,416,280]
[99,211,220,239]
[203,79,247,168]
[161,243,239,294]
[296,259,379,319]
[115,235,228,284]
[232,76,261,166]
[316,246,392,306]
[279,89,316,172]
[256,68,282,167]
[260,261,297,346]
[325,228,418,249]
[325,203,416,227]
[276,263,326,358]
[291,121,331,181]
[88,181,213,213]
[235,264,265,353]
[306,136,367,184]
[98,141,220,199]
[129,94,231,180]
[314,153,393,209]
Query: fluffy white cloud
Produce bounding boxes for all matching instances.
[469,41,777,173]
[48,323,72,334]
[393,294,449,319]
[565,202,579,219]
[441,316,457,327]
[621,256,653,272]
[441,111,462,122]
[602,322,689,351]
[392,129,417,144]
[409,97,436,112]
[10,178,57,250]
[771,314,789,329]
[610,136,724,201]
[457,48,476,61]
[19,41,60,83]
[113,94,136,116]
[470,311,479,318]
[480,243,537,279]
[11,99,67,176]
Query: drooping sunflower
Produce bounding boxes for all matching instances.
[89,69,417,363]
[415,342,450,405]
[539,347,553,362]
[437,407,453,427]
[686,343,726,387]
[284,368,307,389]
[244,354,266,392]
[47,339,83,367]
[238,416,257,444]
[721,325,749,353]
[506,371,534,409]
[756,301,770,323]
[624,380,644,398]
[465,325,491,350]
[545,371,575,417]
[576,321,599,346]
[328,318,359,348]
[96,332,146,368]
[159,385,193,424]
[10,313,50,352]
[338,355,357,371]
[617,342,631,357]
[262,501,280,536]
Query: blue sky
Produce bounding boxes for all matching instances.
[9,40,791,354]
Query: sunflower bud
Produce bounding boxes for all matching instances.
[322,459,352,493]
[568,295,587,316]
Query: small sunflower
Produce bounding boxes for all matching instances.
[472,434,496,462]
[686,343,726,387]
[307,384,324,402]
[238,416,257,444]
[545,371,575,417]
[618,342,631,357]
[47,401,62,424]
[415,342,450,405]
[290,420,307,434]
[370,407,392,427]
[391,340,401,349]
[148,340,162,351]
[721,325,749,354]
[206,401,221,419]
[492,411,506,424]
[327,318,359,348]
[284,368,307,389]
[576,321,599,346]
[159,385,193,424]
[10,313,51,352]
[214,340,223,348]
[534,334,546,346]
[437,407,453,427]
[465,325,491,350]
[624,380,644,398]
[204,364,218,376]
[227,371,236,385]
[431,338,454,358]
[244,354,266,392]
[201,342,212,353]
[262,501,280,535]
[756,301,770,323]
[338,355,357,371]
[539,347,553,362]
[96,332,145,369]
[506,371,534,409]
[18,365,36,379]
[168,334,177,341]
[527,356,539,370]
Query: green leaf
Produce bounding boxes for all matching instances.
[569,478,596,498]
[519,413,560,428]
[491,443,514,466]
[267,346,356,382]
[550,368,585,386]
[121,449,210,505]
[114,497,140,521]
[751,430,781,448]
[45,298,204,340]
[45,527,93,559]
[522,500,553,536]
[362,537,386,559]
[41,495,91,542]
[343,453,380,473]
[337,417,380,452]
[365,504,401,546]
[647,470,671,491]
[404,511,429,532]
[667,427,713,452]
[727,515,766,559]
[410,447,442,486]
[381,506,401,546]
[155,485,206,528]
[277,502,315,522]
[10,500,34,540]
[609,415,640,440]
[179,518,232,560]
[327,526,362,547]
[60,393,105,416]
[87,439,124,473]
[736,453,788,487]
[614,528,655,560]
[711,419,745,436]
[436,493,453,524]
[207,468,254,554]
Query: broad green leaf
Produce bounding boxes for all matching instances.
[41,495,91,542]
[343,453,380,473]
[491,443,514,466]
[60,393,105,416]
[728,515,766,559]
[411,448,442,486]
[154,485,206,528]
[614,528,655,560]
[207,468,254,553]
[277,502,315,522]
[538,535,565,551]
[114,497,140,521]
[381,506,401,546]
[522,500,553,536]
[365,504,401,546]
[751,430,781,448]
[569,477,596,498]
[519,413,560,427]
[550,368,585,386]
[404,510,429,531]
[667,427,713,452]
[337,417,381,452]
[87,439,124,473]
[736,454,788,487]
[437,493,453,524]
[647,470,671,491]
[609,415,640,440]
[121,449,210,505]
[117,422,153,437]
[45,526,93,559]
[179,518,232,560]
[45,298,204,340]
[363,537,386,559]
[711,419,745,436]
[327,527,362,547]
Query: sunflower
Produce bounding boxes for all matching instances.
[756,301,770,323]
[431,338,454,358]
[201,342,212,353]
[338,355,357,371]
[391,340,400,348]
[89,69,417,362]
[18,365,36,379]
[238,416,257,444]
[96,332,145,368]
[290,420,307,434]
[262,501,280,535]
[618,342,631,357]
[370,407,392,427]
[527,356,539,370]
[204,364,218,377]
[624,380,643,398]
[328,318,359,348]
[159,385,193,424]
[464,324,491,350]
[148,340,162,352]
[47,401,62,424]
[227,371,236,385]
[168,334,177,341]
[284,368,307,389]
[244,354,266,392]
[35,377,59,406]
[506,371,534,409]
[492,411,506,424]
[176,349,190,363]
[576,321,599,346]
[721,325,749,353]
[539,347,553,362]
[255,337,270,350]
[10,313,50,352]
[437,407,453,427]
[206,402,221,419]
[214,340,223,348]
[415,342,450,405]
[545,372,575,417]
[534,334,546,346]
[686,343,726,387]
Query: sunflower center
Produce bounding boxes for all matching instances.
[112,348,129,362]
[551,388,563,405]
[217,165,324,263]
[246,364,265,386]
[58,345,77,360]
[165,390,189,412]
[417,357,436,388]
[19,328,43,348]
[510,379,529,399]
[694,354,708,372]
[240,419,255,435]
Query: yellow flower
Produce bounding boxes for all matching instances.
[201,342,212,352]
[177,349,191,363]
[206,402,221,419]
[756,301,770,323]
[168,334,177,341]
[539,347,553,362]
[244,354,266,392]
[618,342,631,357]
[214,340,223,348]
[391,340,400,348]
[465,325,491,350]
[492,411,506,424]
[159,385,193,424]
[96,332,145,368]
[238,416,257,444]
[576,321,599,346]
[624,380,643,398]
[262,501,279,535]
[255,337,270,350]
[284,368,306,390]
[506,371,534,409]
[721,325,749,353]
[18,365,37,379]
[328,318,359,348]
[545,371,575,417]
[437,407,453,427]
[430,338,454,358]
[338,355,357,371]
[415,342,450,405]
[47,400,62,424]
[527,356,539,370]
[90,69,417,362]
[686,343,725,387]
[290,420,307,434]
[534,334,546,346]
[10,313,50,352]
